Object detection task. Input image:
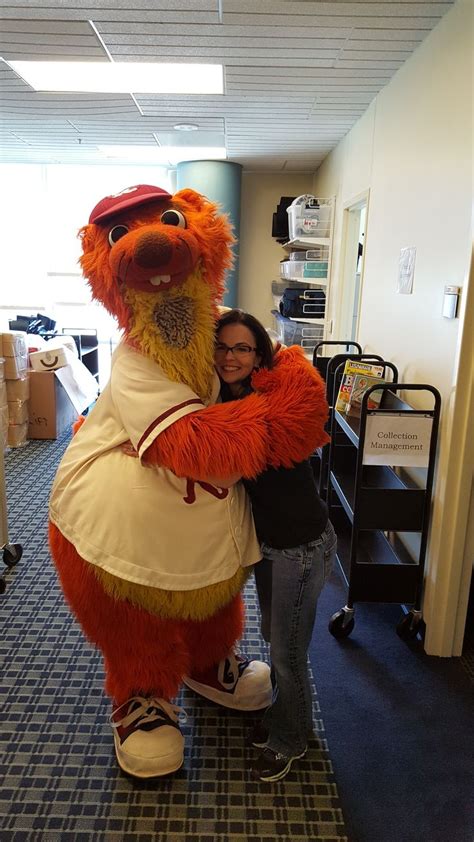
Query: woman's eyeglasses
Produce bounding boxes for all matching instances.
[215,342,257,359]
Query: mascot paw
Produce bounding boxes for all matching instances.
[251,345,310,395]
[183,652,272,711]
[111,696,185,778]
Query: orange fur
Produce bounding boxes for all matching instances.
[72,414,86,435]
[49,522,244,704]
[253,345,330,468]
[144,345,329,480]
[78,189,234,331]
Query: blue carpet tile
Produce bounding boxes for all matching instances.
[1,431,348,842]
[312,569,474,842]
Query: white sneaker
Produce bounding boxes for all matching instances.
[183,652,272,711]
[110,696,186,778]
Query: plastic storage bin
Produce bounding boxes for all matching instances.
[288,248,328,261]
[280,259,328,281]
[279,288,326,319]
[287,196,333,241]
[272,279,299,311]
[272,310,324,352]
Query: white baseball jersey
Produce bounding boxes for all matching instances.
[49,341,261,590]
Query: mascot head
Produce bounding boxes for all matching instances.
[78,185,235,396]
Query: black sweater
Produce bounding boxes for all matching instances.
[220,380,328,549]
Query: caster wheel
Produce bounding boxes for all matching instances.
[3,543,23,567]
[0,577,6,595]
[396,613,424,640]
[328,609,355,639]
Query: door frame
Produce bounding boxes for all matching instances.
[423,241,474,656]
[336,189,370,343]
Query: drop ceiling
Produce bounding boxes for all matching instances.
[0,1,454,171]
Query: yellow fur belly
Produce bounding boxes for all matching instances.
[93,565,251,620]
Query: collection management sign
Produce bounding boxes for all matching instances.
[363,413,433,467]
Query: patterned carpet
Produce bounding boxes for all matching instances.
[0,431,348,842]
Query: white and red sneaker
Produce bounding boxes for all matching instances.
[110,696,186,778]
[183,652,272,711]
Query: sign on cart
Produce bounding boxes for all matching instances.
[363,413,433,467]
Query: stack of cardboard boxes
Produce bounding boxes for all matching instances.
[1,331,30,448]
[0,356,7,447]
[1,330,99,448]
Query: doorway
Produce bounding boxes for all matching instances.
[338,193,369,343]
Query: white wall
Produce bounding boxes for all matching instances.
[312,0,473,655]
[314,0,472,399]
[238,172,313,324]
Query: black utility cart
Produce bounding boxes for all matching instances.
[311,342,389,501]
[326,377,441,641]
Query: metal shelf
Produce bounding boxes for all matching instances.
[283,237,331,250]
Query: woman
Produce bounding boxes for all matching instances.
[214,309,337,782]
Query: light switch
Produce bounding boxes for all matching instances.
[442,285,460,319]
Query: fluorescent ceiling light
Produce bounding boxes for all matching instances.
[173,123,199,131]
[98,145,227,166]
[8,61,223,94]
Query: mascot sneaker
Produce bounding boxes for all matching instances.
[183,652,272,711]
[110,696,186,778]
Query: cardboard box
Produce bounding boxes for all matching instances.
[0,404,8,447]
[4,354,28,380]
[6,374,29,402]
[2,331,28,358]
[0,357,5,382]
[28,370,78,440]
[29,345,72,372]
[8,399,29,425]
[7,421,28,448]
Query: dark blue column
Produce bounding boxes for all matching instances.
[176,160,242,307]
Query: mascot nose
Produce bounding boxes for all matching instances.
[134,231,173,268]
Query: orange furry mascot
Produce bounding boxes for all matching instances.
[48,184,329,778]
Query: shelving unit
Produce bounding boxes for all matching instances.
[326,381,441,640]
[271,196,335,358]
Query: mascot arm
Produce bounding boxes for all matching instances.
[142,346,329,480]
[251,345,330,469]
[143,393,270,480]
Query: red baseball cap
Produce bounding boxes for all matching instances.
[89,184,172,224]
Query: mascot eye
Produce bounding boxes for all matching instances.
[160,209,186,228]
[108,225,129,246]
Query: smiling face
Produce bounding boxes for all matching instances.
[214,323,261,391]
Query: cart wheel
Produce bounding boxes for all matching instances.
[328,609,355,639]
[396,612,424,640]
[0,576,6,595]
[3,543,23,567]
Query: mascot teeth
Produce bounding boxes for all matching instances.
[150,275,171,286]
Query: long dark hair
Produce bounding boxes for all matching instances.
[216,308,275,370]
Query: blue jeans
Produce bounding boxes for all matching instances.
[254,520,337,758]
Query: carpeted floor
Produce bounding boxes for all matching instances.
[311,571,474,842]
[0,431,347,842]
